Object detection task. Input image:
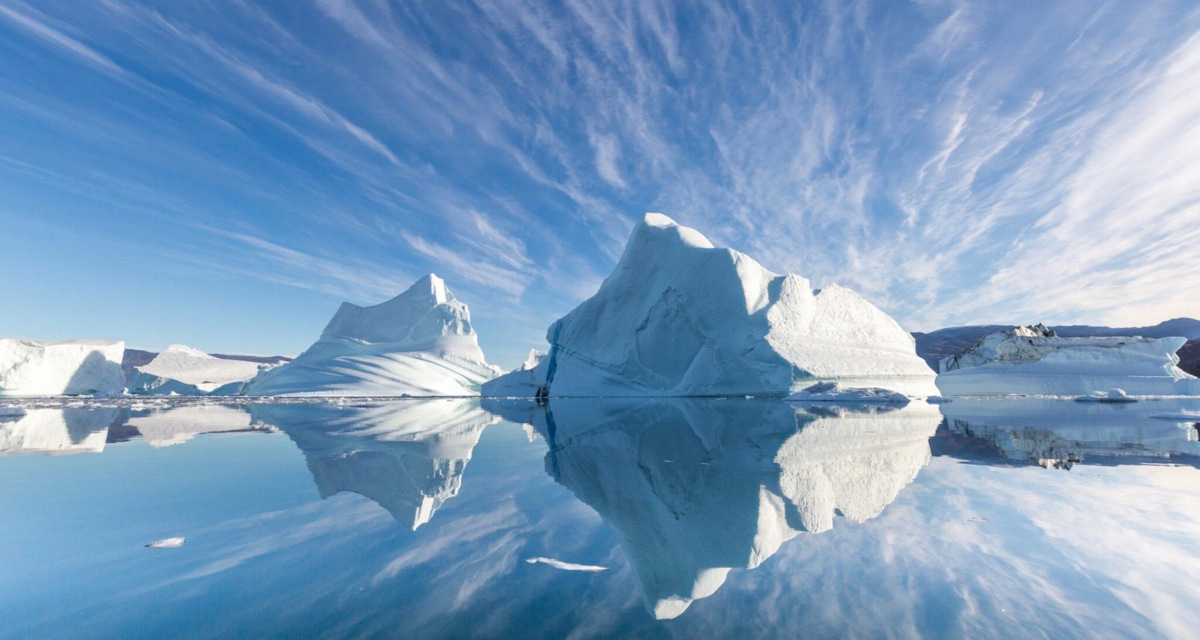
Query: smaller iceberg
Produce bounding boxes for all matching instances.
[245,275,500,397]
[0,339,125,397]
[130,345,263,396]
[935,325,1200,397]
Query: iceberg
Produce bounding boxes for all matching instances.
[129,344,263,396]
[483,214,935,398]
[245,275,500,397]
[0,339,125,397]
[935,325,1200,397]
[497,398,939,618]
[480,349,547,398]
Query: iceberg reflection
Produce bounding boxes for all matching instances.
[938,397,1200,469]
[489,398,940,618]
[252,400,498,529]
[0,407,119,455]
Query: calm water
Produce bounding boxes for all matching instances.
[2,396,1200,639]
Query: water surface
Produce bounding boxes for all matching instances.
[2,396,1199,639]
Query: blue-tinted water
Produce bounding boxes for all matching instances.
[2,397,1199,639]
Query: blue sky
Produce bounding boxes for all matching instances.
[1,0,1198,369]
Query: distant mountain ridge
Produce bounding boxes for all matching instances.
[912,318,1200,372]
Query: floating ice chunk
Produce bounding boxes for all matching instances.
[1075,388,1138,403]
[145,537,186,548]
[0,405,27,420]
[1150,412,1200,421]
[245,275,500,397]
[130,345,262,396]
[484,214,936,398]
[0,339,125,397]
[925,395,952,404]
[785,382,910,404]
[524,557,608,572]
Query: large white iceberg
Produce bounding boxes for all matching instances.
[483,214,936,398]
[245,275,500,397]
[0,339,125,396]
[935,325,1200,397]
[130,344,263,396]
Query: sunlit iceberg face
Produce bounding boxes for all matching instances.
[493,398,941,618]
[0,407,120,455]
[253,400,498,529]
[938,397,1200,469]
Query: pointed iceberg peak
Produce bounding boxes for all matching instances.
[410,273,449,304]
[631,213,716,251]
[322,274,474,347]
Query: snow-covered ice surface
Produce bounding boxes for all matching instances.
[491,398,940,619]
[483,214,936,399]
[130,344,263,396]
[244,275,499,397]
[0,339,125,397]
[785,381,911,404]
[935,327,1200,397]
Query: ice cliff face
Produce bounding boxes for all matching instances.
[503,398,939,618]
[0,339,125,397]
[483,214,935,398]
[130,344,262,396]
[245,275,499,397]
[935,326,1200,397]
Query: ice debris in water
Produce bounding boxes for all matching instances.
[525,557,608,572]
[1075,388,1138,403]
